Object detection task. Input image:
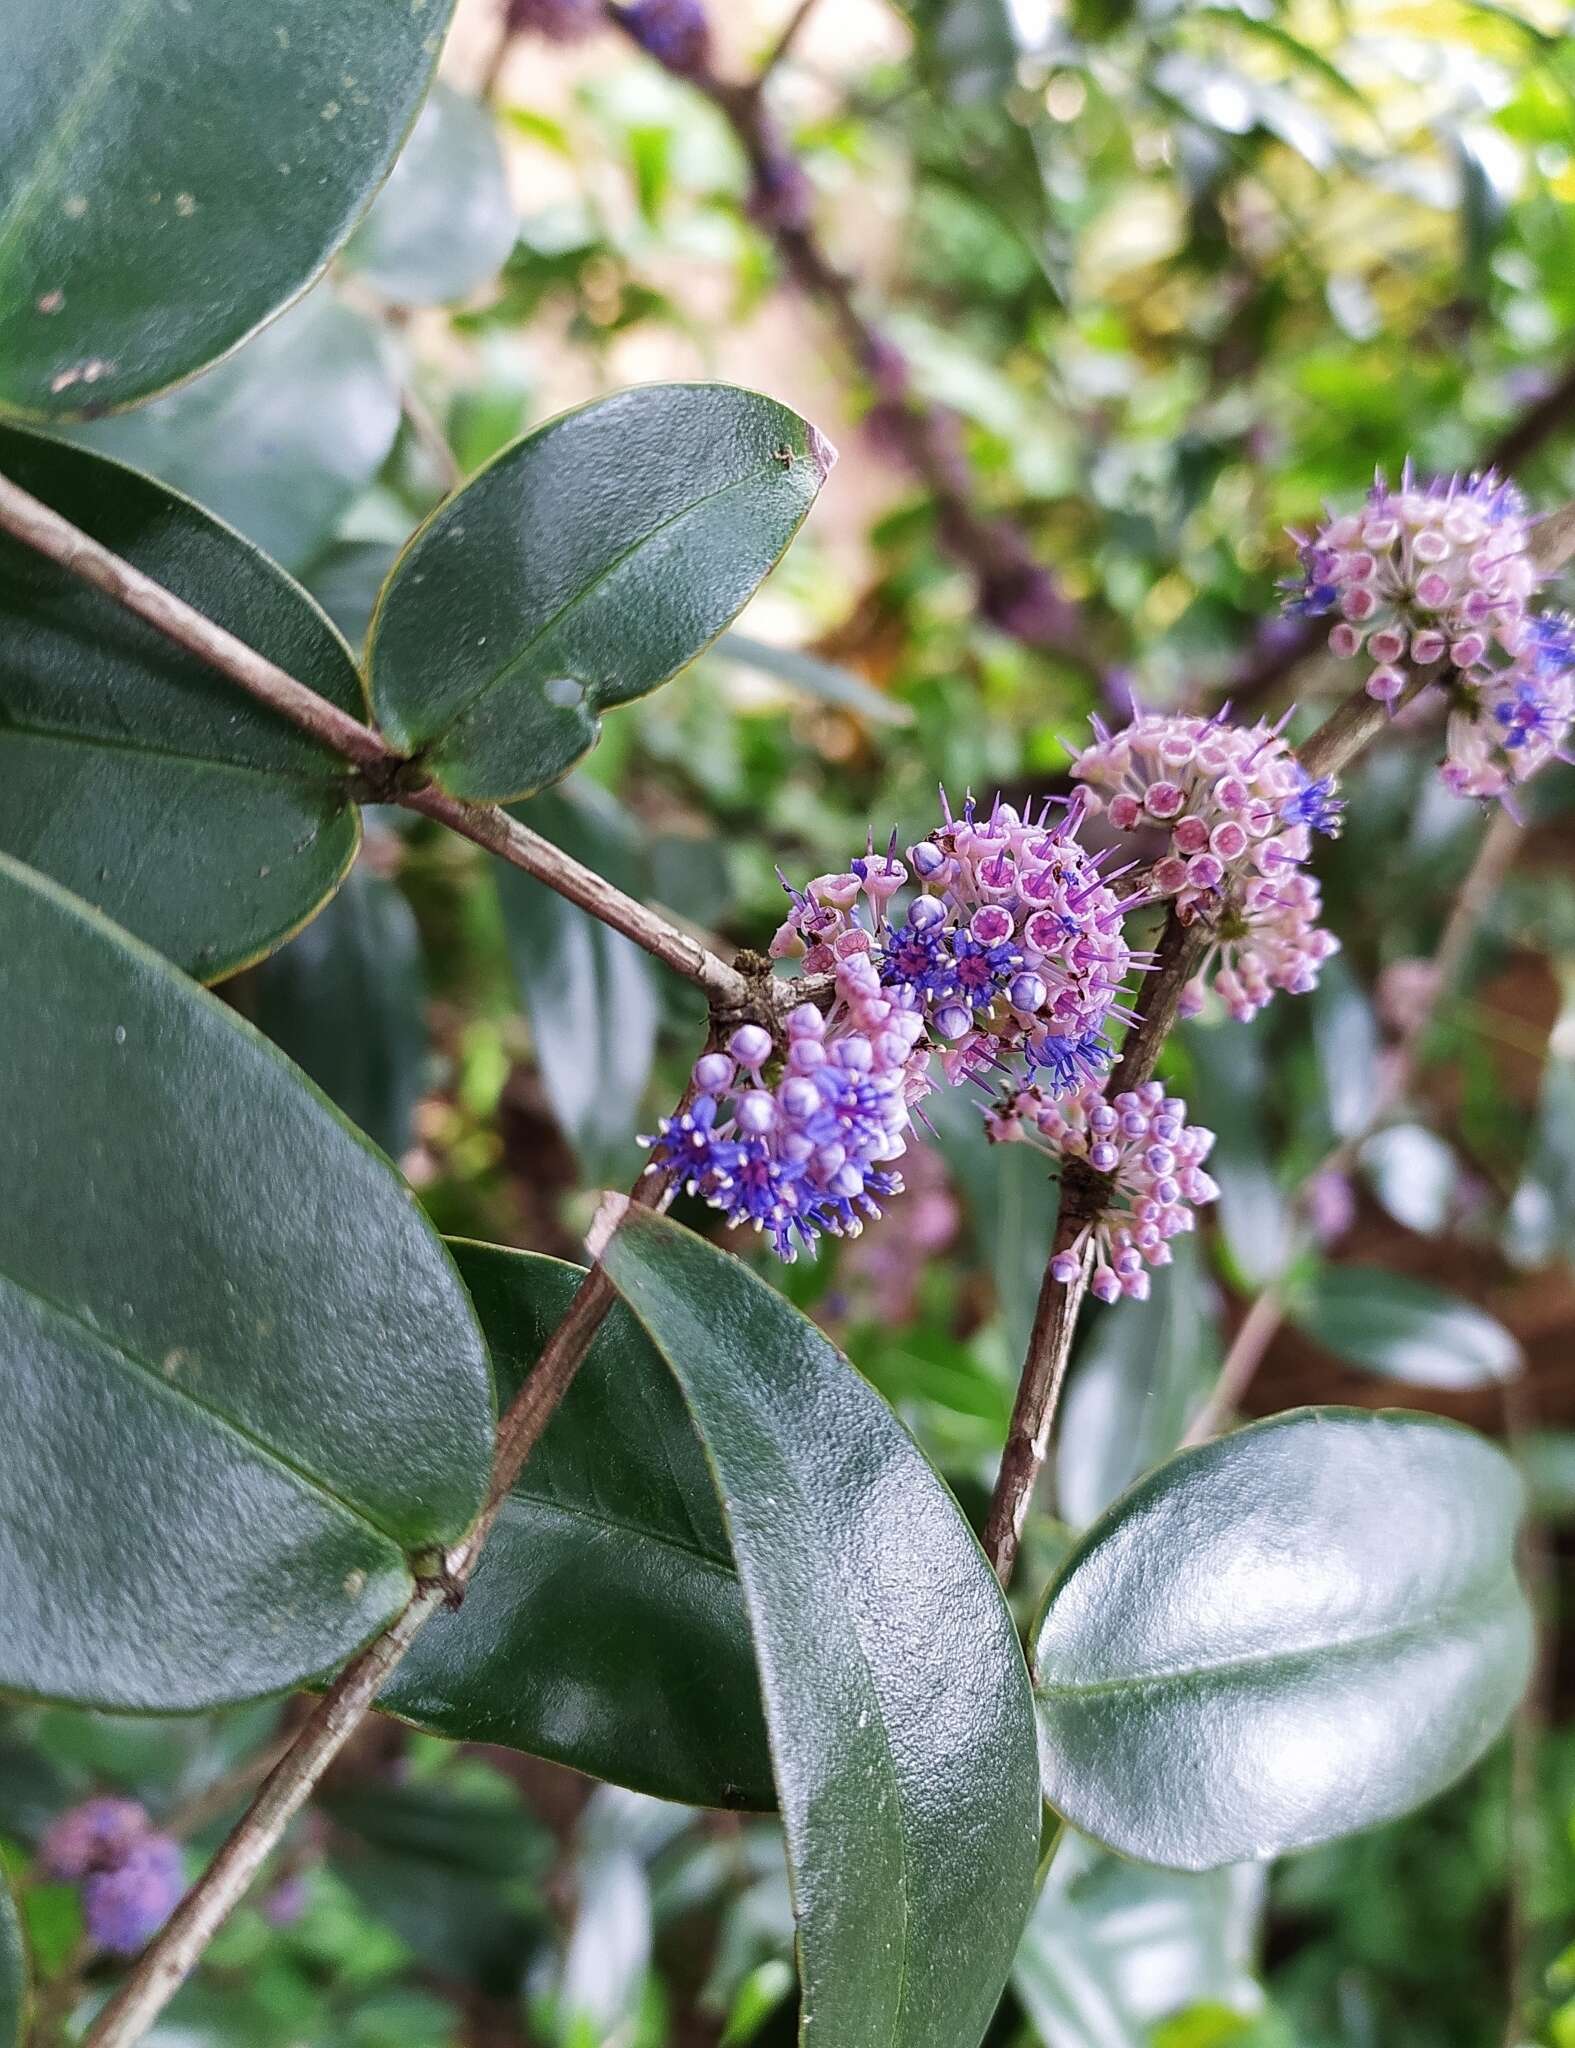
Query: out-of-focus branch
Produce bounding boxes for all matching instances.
[602,2,1087,656]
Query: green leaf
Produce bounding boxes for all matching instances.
[1308,959,1381,1143]
[1506,972,1575,1267]
[0,1865,26,2048]
[1032,1410,1532,1869]
[343,83,517,307]
[367,384,832,802]
[498,783,660,1181]
[1055,1238,1219,1530]
[379,1246,774,1811]
[1288,1268,1520,1389]
[245,865,429,1161]
[712,632,914,727]
[1360,1124,1458,1235]
[0,0,455,418]
[600,1206,1041,2048]
[65,291,401,573]
[0,423,364,979]
[1180,1021,1292,1288]
[928,1083,1057,1361]
[0,855,494,1709]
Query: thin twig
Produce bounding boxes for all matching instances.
[758,0,822,80]
[0,468,749,1010]
[1181,804,1525,1447]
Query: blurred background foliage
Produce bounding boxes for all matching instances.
[9,0,1575,2041]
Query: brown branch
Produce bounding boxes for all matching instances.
[757,0,821,80]
[979,491,1575,1584]
[0,468,750,1010]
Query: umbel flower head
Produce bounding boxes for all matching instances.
[1180,868,1341,1024]
[771,792,1139,1096]
[985,1079,1219,1302]
[1071,707,1341,922]
[1284,463,1575,806]
[37,1797,184,1956]
[644,957,929,1260]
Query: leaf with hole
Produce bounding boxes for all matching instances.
[1289,1268,1520,1389]
[343,83,517,307]
[601,1206,1041,2048]
[0,0,454,418]
[380,1245,773,1810]
[367,384,832,801]
[0,855,494,1710]
[244,866,429,1161]
[65,292,401,574]
[498,783,660,1182]
[0,424,365,979]
[1032,1409,1532,1869]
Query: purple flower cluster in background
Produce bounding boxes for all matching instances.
[1071,709,1342,1021]
[985,1080,1220,1302]
[38,1797,184,1956]
[619,0,711,75]
[1285,465,1575,804]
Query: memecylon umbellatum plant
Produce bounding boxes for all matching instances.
[1286,464,1575,805]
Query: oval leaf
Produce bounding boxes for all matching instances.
[0,0,455,418]
[0,423,365,979]
[380,1245,774,1810]
[367,384,833,801]
[0,855,494,1709]
[498,784,660,1182]
[343,83,517,307]
[245,865,429,1161]
[1289,1267,1521,1389]
[66,292,401,575]
[0,1866,25,2048]
[1032,1409,1532,1869]
[600,1206,1040,2048]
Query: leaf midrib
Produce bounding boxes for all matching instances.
[501,1481,737,1581]
[1,716,352,788]
[402,458,793,748]
[1035,1588,1518,1704]
[0,1264,410,1554]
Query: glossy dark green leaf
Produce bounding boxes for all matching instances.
[1032,1410,1532,1869]
[0,0,454,418]
[367,384,832,801]
[0,855,494,1709]
[1289,1268,1520,1389]
[1055,1238,1219,1530]
[0,1866,25,2048]
[0,424,364,979]
[1360,1124,1458,1235]
[601,1207,1041,2048]
[245,866,428,1160]
[343,84,517,306]
[498,784,660,1181]
[380,1245,774,1811]
[66,292,401,573]
[1309,959,1381,1142]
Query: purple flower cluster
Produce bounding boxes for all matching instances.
[38,1797,184,1957]
[1072,709,1341,1019]
[770,793,1138,1094]
[985,1080,1219,1302]
[1285,464,1575,805]
[646,957,929,1260]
